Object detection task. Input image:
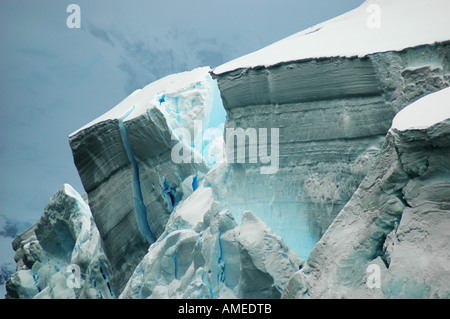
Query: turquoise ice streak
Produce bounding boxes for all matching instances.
[119,106,156,244]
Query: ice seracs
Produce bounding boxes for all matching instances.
[6,184,113,299]
[119,178,303,299]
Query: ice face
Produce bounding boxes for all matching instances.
[118,108,156,244]
[212,41,450,262]
[6,184,114,299]
[68,67,219,294]
[167,77,226,167]
[283,87,450,298]
[7,0,450,300]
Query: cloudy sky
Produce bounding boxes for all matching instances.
[0,0,364,229]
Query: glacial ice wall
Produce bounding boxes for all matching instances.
[283,87,450,298]
[211,42,450,260]
[68,67,216,294]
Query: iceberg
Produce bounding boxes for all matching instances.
[6,0,450,299]
[211,0,450,261]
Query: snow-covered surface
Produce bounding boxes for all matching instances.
[392,87,450,131]
[70,67,214,136]
[213,0,450,75]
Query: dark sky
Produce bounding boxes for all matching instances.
[0,0,364,225]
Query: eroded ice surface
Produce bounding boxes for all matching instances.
[6,184,114,299]
[7,0,450,299]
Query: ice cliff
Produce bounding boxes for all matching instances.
[210,0,450,258]
[67,67,216,294]
[283,87,450,298]
[5,0,450,299]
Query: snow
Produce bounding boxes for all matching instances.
[392,87,450,131]
[70,67,214,136]
[167,185,216,230]
[213,0,450,75]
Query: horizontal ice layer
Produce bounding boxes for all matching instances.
[217,58,380,109]
[69,68,218,295]
[212,42,450,260]
[213,0,450,75]
[283,87,450,298]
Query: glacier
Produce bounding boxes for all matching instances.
[67,67,217,294]
[283,87,450,298]
[5,0,450,299]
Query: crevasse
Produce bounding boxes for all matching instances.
[119,106,156,244]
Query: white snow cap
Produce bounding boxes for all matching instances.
[70,67,212,136]
[213,0,450,74]
[391,87,450,131]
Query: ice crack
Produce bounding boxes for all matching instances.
[119,106,156,244]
